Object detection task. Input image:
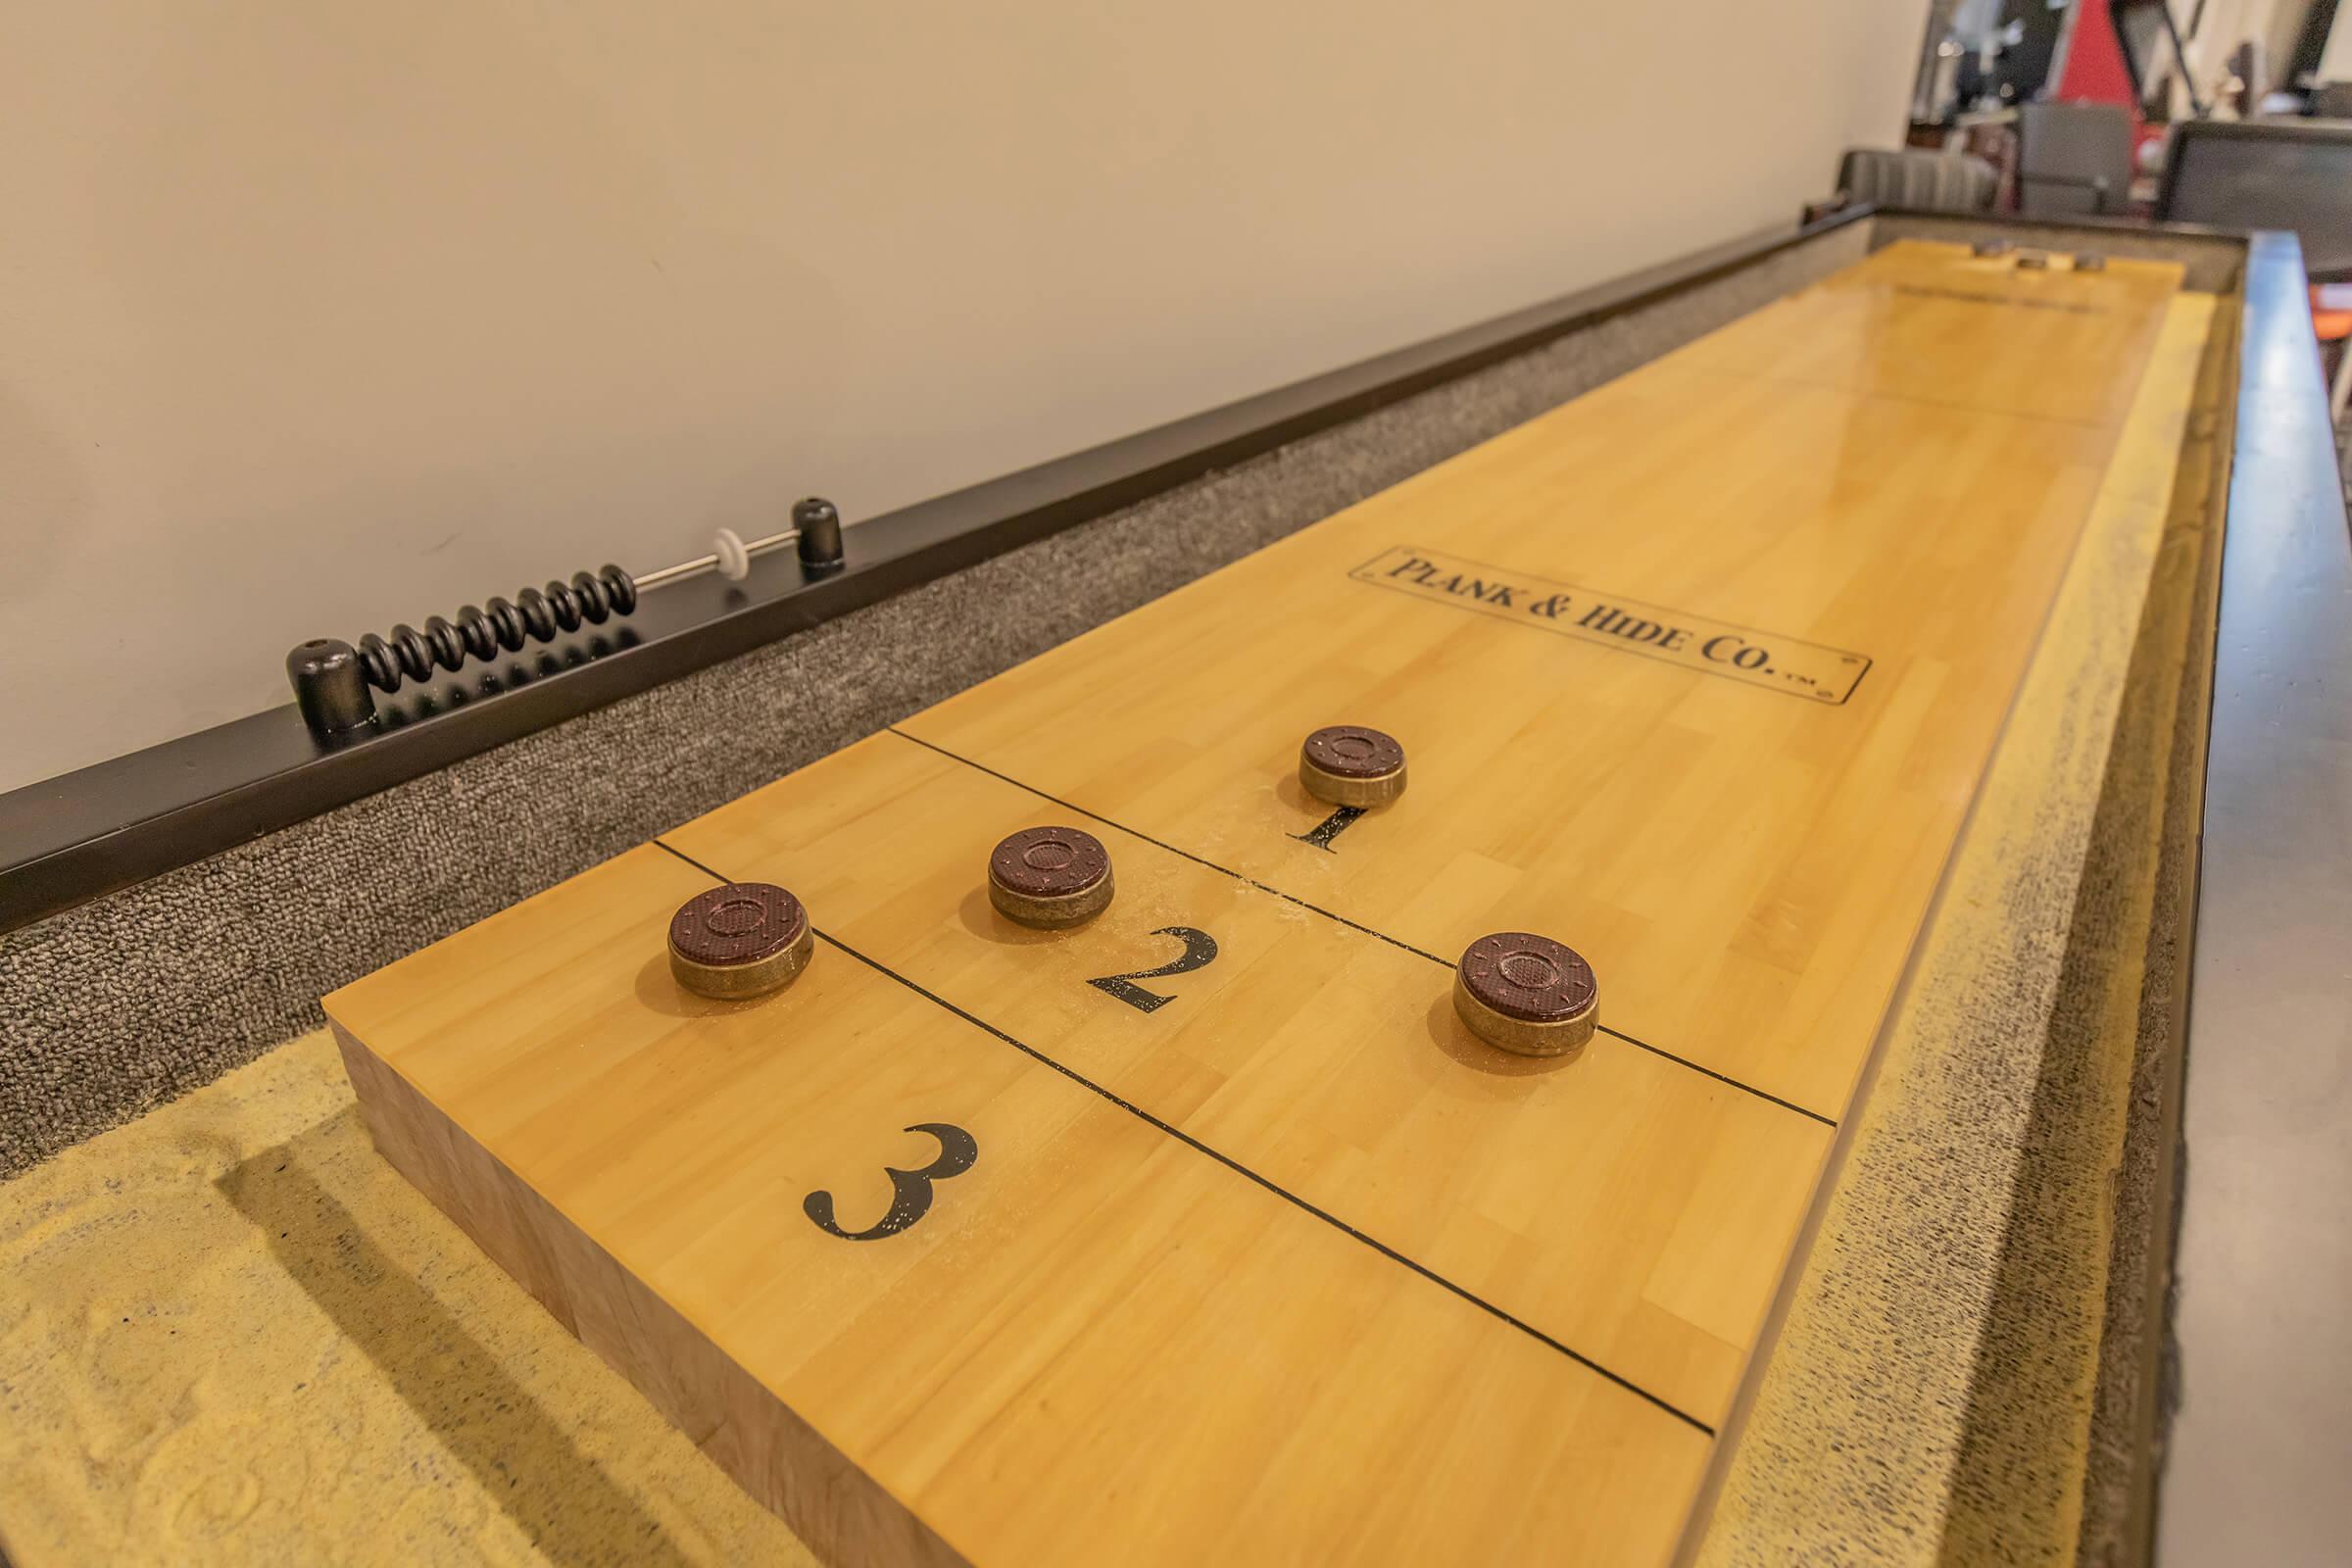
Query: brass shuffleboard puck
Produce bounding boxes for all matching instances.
[1453,932,1598,1056]
[989,826,1115,929]
[668,882,815,1000]
[1299,724,1407,808]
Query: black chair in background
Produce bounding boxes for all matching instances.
[2161,118,2352,417]
[2156,118,2352,273]
[2017,102,2135,218]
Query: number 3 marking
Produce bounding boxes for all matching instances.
[1086,925,1219,1013]
[803,1122,979,1241]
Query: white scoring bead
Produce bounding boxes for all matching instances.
[712,527,752,582]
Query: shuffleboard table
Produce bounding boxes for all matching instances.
[6,208,2345,1567]
[319,239,2193,1565]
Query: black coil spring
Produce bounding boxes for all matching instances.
[356,564,639,693]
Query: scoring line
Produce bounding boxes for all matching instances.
[648,833,1715,1435]
[884,726,1836,1129]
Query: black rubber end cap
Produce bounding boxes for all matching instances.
[795,497,845,571]
[286,638,377,742]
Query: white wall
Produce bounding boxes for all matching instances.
[0,1,1925,791]
[2322,2,2352,81]
[2168,0,2306,105]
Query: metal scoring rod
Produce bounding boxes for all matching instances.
[287,497,847,742]
[641,513,815,592]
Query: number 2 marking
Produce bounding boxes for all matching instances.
[1086,926,1219,1013]
[803,1122,979,1241]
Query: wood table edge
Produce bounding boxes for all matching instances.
[1674,286,2218,1565]
[326,1016,973,1568]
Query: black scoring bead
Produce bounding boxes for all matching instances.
[570,569,611,622]
[386,624,432,682]
[484,596,527,651]
[516,588,556,641]
[423,615,466,670]
[356,632,396,690]
[330,559,645,699]
[455,607,497,662]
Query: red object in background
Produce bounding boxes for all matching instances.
[2056,0,2165,195]
[2056,0,2141,115]
[2313,284,2352,342]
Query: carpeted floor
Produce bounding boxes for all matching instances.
[0,1030,809,1567]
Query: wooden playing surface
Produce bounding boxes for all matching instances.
[326,242,2197,1566]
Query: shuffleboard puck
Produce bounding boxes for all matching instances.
[1972,239,2013,258]
[2017,251,2050,270]
[668,883,814,1000]
[988,826,1114,929]
[1452,932,1598,1057]
[1299,725,1407,808]
[2075,253,2107,272]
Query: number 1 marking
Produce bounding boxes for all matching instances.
[1292,806,1366,853]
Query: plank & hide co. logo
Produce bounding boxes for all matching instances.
[1348,546,1869,705]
